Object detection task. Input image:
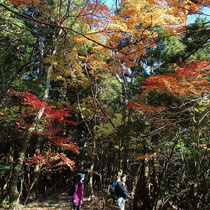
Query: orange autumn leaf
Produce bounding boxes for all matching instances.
[9,0,39,7]
[129,101,165,112]
[141,60,210,97]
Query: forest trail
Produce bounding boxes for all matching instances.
[16,190,119,210]
[21,191,71,209]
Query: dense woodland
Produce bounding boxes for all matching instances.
[0,0,209,209]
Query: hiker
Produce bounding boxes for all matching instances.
[115,174,132,210]
[72,173,85,210]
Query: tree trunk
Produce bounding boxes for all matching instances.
[7,31,59,204]
[151,157,159,208]
[133,147,153,209]
[121,77,127,174]
[88,140,95,198]
[88,93,97,198]
[0,55,6,94]
[7,132,33,203]
[3,142,14,198]
[133,164,144,209]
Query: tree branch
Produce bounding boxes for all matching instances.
[0,3,114,51]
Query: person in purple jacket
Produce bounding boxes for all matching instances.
[72,173,85,210]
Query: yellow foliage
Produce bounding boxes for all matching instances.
[103,0,204,69]
[10,0,208,72]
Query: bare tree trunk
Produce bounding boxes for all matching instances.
[133,140,153,210]
[133,164,144,209]
[131,165,141,195]
[7,31,60,204]
[89,74,98,198]
[118,76,127,174]
[88,138,96,198]
[23,32,46,205]
[0,56,5,93]
[7,131,34,203]
[3,142,14,197]
[152,157,159,208]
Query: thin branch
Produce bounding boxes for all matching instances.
[0,3,115,51]
[199,111,209,124]
[182,37,210,61]
[84,63,117,130]
[76,87,93,139]
[6,40,38,85]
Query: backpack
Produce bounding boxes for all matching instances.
[110,180,117,199]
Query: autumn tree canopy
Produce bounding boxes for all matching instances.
[0,0,209,209]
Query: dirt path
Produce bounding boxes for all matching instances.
[22,192,71,209]
[17,191,119,210]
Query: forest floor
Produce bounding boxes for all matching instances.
[6,189,121,210]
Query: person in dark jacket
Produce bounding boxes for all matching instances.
[115,174,130,210]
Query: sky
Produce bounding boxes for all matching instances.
[187,7,210,23]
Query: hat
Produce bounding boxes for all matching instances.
[78,173,85,180]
